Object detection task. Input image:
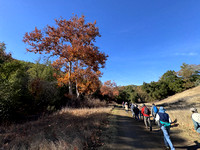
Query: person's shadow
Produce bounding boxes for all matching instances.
[175,141,200,150]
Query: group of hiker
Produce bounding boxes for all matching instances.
[122,102,175,150]
[122,101,200,150]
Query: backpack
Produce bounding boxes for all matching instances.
[144,107,150,115]
[134,107,139,115]
[153,106,158,113]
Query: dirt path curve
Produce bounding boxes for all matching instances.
[109,106,197,150]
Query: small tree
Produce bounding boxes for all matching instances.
[0,60,31,120]
[23,15,108,97]
[100,80,119,100]
[27,58,56,81]
[177,63,200,89]
[0,42,12,64]
[160,70,184,93]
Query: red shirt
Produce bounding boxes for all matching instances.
[141,106,151,117]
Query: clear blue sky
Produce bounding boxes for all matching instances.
[1,0,200,86]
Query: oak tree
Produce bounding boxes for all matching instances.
[23,15,108,97]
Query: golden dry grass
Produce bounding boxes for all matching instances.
[166,109,200,145]
[156,86,200,105]
[0,107,112,150]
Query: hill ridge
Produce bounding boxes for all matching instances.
[155,86,200,110]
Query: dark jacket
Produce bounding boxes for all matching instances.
[158,112,169,122]
[133,107,139,115]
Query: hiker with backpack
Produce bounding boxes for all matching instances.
[141,104,152,131]
[190,107,200,134]
[133,104,140,120]
[155,106,175,150]
[138,105,142,120]
[131,103,135,118]
[151,103,158,124]
[122,101,125,108]
[125,102,129,112]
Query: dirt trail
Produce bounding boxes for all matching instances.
[109,106,200,150]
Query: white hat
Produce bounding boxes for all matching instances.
[190,108,198,113]
[192,113,200,123]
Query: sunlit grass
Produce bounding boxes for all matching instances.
[0,107,112,149]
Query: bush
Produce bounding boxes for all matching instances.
[194,79,200,87]
[0,60,31,121]
[66,96,107,108]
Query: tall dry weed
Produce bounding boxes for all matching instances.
[0,107,112,150]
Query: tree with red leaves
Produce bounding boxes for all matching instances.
[23,15,108,97]
[100,80,119,100]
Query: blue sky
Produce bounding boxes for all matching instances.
[1,0,200,86]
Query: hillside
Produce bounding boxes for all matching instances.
[155,85,200,110]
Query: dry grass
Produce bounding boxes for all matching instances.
[156,86,200,105]
[69,98,108,108]
[166,109,200,145]
[0,107,112,150]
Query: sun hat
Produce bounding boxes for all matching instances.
[190,107,198,113]
[159,106,166,113]
[192,113,200,123]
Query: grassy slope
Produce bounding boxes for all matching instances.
[0,107,112,150]
[153,86,200,145]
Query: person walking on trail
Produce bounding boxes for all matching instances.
[125,102,129,112]
[155,107,175,150]
[151,103,158,124]
[122,101,125,108]
[133,104,140,120]
[141,104,152,131]
[129,102,132,108]
[131,103,135,118]
[138,105,142,119]
[190,107,200,134]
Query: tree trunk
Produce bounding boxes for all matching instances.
[68,61,73,96]
[76,79,80,98]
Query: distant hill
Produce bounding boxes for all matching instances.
[155,85,200,110]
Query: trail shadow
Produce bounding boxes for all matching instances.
[110,106,188,150]
[114,105,123,108]
[175,141,200,150]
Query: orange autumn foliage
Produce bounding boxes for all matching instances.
[100,80,119,99]
[23,15,108,96]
